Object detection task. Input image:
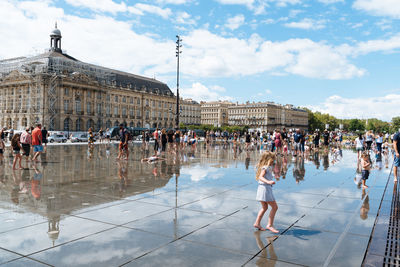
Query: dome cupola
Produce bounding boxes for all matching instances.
[50,22,62,53]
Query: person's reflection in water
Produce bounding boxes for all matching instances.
[273,156,282,181]
[253,231,278,267]
[313,151,320,169]
[360,188,370,220]
[375,153,383,170]
[31,163,42,201]
[322,151,329,171]
[281,155,288,179]
[293,157,304,184]
[384,152,389,169]
[118,161,128,197]
[245,151,251,170]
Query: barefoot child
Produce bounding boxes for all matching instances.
[253,152,279,233]
[360,152,371,189]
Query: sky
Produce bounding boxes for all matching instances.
[0,0,399,121]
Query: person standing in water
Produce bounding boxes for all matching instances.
[253,152,279,233]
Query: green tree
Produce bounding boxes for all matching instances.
[392,117,400,133]
[348,119,365,132]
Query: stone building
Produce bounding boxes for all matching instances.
[180,98,201,125]
[0,24,176,131]
[200,100,233,127]
[228,101,308,131]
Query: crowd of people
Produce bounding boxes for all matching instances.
[0,123,48,170]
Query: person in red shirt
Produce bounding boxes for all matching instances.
[32,123,43,161]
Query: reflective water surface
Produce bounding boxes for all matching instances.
[0,143,394,266]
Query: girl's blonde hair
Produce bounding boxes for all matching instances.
[255,152,276,180]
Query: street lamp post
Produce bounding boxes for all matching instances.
[175,35,182,130]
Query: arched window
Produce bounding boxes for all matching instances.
[106,120,111,129]
[64,118,71,131]
[76,118,82,131]
[129,121,134,127]
[22,118,28,127]
[115,121,120,127]
[137,121,141,128]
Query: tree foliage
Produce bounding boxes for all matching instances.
[304,109,391,133]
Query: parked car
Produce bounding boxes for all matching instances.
[48,134,67,143]
[70,133,89,143]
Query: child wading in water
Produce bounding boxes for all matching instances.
[254,152,279,233]
[360,152,371,189]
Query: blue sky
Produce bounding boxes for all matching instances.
[1,0,400,120]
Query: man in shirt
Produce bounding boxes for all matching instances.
[393,131,400,182]
[32,123,43,161]
[323,130,330,147]
[293,129,303,157]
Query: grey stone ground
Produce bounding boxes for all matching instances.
[0,144,393,266]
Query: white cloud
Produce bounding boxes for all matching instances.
[318,0,343,4]
[3,0,400,83]
[128,3,172,19]
[284,18,326,30]
[308,94,400,121]
[225,14,245,30]
[156,0,192,4]
[339,33,400,56]
[175,11,197,25]
[215,0,266,14]
[181,83,232,102]
[353,0,400,18]
[216,0,254,7]
[65,0,127,14]
[272,0,302,7]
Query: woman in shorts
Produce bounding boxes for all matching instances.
[11,134,23,170]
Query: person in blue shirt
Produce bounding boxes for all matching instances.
[293,129,303,157]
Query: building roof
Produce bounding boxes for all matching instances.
[0,50,173,97]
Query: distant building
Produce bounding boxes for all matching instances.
[228,101,308,131]
[200,100,234,127]
[0,24,176,131]
[180,98,201,125]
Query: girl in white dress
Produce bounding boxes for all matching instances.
[253,152,279,233]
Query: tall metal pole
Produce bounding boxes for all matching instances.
[176,35,182,130]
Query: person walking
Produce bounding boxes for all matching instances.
[117,124,129,160]
[11,134,23,170]
[20,127,32,165]
[153,128,159,152]
[41,126,48,149]
[355,133,364,160]
[376,133,383,154]
[32,123,43,162]
[161,129,167,152]
[393,130,400,182]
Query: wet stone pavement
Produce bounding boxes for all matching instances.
[0,143,394,266]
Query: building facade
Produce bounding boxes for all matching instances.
[226,101,309,131]
[200,100,233,127]
[180,98,201,125]
[0,25,177,131]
